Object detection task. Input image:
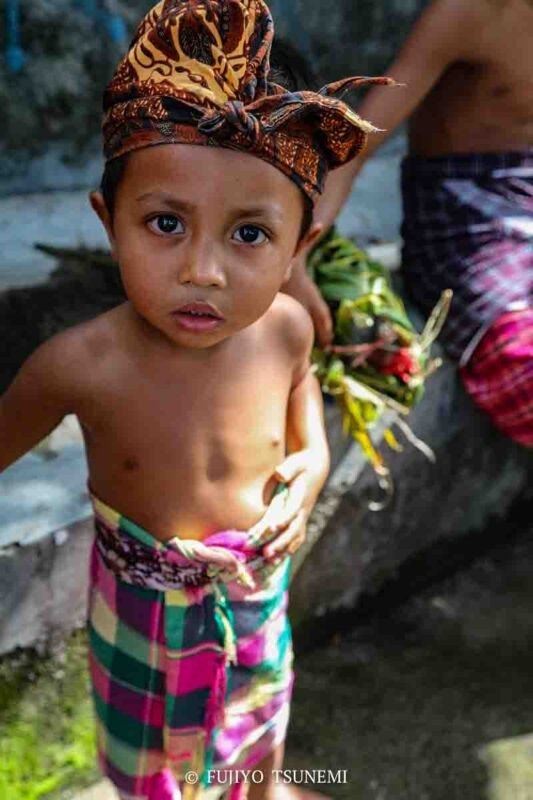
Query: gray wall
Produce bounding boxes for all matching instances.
[271,0,426,80]
[0,0,427,192]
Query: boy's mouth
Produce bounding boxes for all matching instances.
[172,302,224,333]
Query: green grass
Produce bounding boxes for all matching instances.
[0,629,99,800]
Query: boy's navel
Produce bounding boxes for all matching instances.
[123,457,140,471]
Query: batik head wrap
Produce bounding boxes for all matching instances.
[102,0,393,202]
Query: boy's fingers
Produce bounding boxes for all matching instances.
[193,545,256,589]
[263,511,306,560]
[193,544,240,572]
[250,475,307,546]
[270,474,307,530]
[274,450,309,483]
[248,489,288,540]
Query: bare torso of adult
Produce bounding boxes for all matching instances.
[73,301,296,542]
[410,0,533,155]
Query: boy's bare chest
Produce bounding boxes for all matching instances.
[76,341,295,537]
[80,352,291,463]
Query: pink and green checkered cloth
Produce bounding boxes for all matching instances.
[88,491,294,800]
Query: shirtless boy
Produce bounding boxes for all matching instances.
[288,0,533,446]
[0,1,379,798]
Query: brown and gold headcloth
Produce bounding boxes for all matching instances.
[103,0,393,202]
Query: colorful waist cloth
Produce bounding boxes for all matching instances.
[88,492,293,800]
[401,151,533,361]
[460,307,533,447]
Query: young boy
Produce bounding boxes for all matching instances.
[288,0,533,446]
[0,2,384,798]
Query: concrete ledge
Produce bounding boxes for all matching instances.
[0,444,89,549]
[0,516,93,655]
[290,359,532,632]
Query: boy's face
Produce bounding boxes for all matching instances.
[92,144,317,350]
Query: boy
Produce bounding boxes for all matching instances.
[0,1,386,798]
[288,0,533,446]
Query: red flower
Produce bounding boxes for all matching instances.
[372,348,419,382]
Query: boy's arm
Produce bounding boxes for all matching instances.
[0,336,74,472]
[253,300,331,560]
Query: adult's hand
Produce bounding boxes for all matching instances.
[282,255,333,348]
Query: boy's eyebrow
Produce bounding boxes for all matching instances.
[136,192,195,213]
[136,192,284,222]
[230,204,284,223]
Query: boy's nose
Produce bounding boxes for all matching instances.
[178,241,226,288]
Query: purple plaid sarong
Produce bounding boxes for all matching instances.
[401,151,533,361]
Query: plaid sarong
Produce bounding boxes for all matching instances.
[88,492,293,800]
[401,151,533,361]
[460,308,533,447]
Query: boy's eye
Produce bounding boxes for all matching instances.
[147,215,184,236]
[233,225,268,246]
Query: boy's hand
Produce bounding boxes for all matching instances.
[249,450,328,562]
[190,542,256,590]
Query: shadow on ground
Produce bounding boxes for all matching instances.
[286,522,533,800]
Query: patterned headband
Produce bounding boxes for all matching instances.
[102,0,393,202]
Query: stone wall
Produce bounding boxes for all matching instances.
[0,0,149,190]
[270,0,426,80]
[0,0,427,192]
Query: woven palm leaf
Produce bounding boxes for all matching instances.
[310,229,451,508]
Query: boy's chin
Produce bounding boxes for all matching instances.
[165,323,233,350]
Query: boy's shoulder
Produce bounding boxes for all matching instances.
[29,305,128,386]
[264,293,314,359]
[45,304,124,351]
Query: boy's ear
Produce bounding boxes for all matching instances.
[294,221,324,260]
[283,222,324,282]
[89,191,118,260]
[283,221,323,283]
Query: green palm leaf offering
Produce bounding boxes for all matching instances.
[309,229,452,509]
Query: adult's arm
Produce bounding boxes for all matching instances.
[313,0,488,233]
[283,0,487,343]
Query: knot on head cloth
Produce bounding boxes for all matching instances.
[102,0,394,202]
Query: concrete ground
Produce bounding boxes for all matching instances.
[75,782,115,800]
[0,137,404,292]
[287,521,533,800]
